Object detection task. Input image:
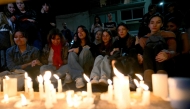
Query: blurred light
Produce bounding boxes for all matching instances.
[159,2,163,6]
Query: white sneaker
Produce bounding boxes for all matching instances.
[90,76,99,84]
[99,75,108,85]
[64,73,72,83]
[75,78,85,88]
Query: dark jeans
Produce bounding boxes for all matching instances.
[143,45,165,72]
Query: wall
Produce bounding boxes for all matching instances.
[56,11,91,33]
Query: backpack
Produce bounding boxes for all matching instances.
[145,34,167,49]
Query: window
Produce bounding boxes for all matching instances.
[121,8,144,20]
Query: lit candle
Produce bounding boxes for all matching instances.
[3,76,17,97]
[134,79,143,96]
[107,79,113,102]
[50,84,57,103]
[112,60,130,109]
[142,84,150,106]
[83,74,92,98]
[27,77,34,101]
[43,71,53,109]
[135,74,144,88]
[53,74,62,93]
[37,75,44,100]
[24,72,28,93]
[1,94,9,103]
[20,94,28,106]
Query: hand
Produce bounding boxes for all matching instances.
[135,36,139,45]
[155,51,168,62]
[110,48,119,55]
[27,19,35,22]
[31,59,41,67]
[137,54,143,64]
[69,47,79,53]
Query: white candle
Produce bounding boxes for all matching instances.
[43,71,53,109]
[50,84,57,103]
[107,79,113,102]
[27,77,34,101]
[1,94,9,103]
[112,60,130,108]
[83,74,92,98]
[152,74,168,98]
[142,84,150,105]
[20,94,28,106]
[37,75,44,100]
[24,72,28,93]
[3,76,17,97]
[53,74,62,93]
[134,79,143,96]
[135,74,144,88]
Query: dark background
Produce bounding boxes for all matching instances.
[0,0,189,16]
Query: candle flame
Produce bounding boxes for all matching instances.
[135,74,143,81]
[5,76,9,80]
[83,74,90,82]
[107,79,112,85]
[43,71,51,81]
[133,79,139,87]
[53,74,59,80]
[20,94,28,106]
[25,72,28,78]
[112,60,124,79]
[37,75,43,83]
[142,84,149,91]
[3,94,9,103]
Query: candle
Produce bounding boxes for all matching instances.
[27,77,34,101]
[135,74,144,88]
[20,94,28,106]
[43,71,53,109]
[53,74,62,93]
[112,60,130,108]
[1,94,9,103]
[50,84,57,103]
[134,79,143,96]
[37,75,44,100]
[83,74,92,98]
[3,76,17,97]
[152,74,168,99]
[142,84,150,105]
[107,79,113,102]
[24,72,28,93]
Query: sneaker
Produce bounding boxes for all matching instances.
[75,78,85,88]
[99,75,108,85]
[64,73,72,83]
[90,76,99,84]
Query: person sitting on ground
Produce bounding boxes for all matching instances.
[67,25,98,88]
[40,28,70,84]
[166,17,190,77]
[139,13,176,90]
[6,29,42,91]
[90,29,113,85]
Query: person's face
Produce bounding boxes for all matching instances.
[14,31,27,46]
[102,31,111,44]
[95,18,99,23]
[166,22,178,32]
[107,13,112,20]
[51,35,61,46]
[7,3,15,14]
[148,16,163,33]
[77,27,86,40]
[16,1,25,11]
[42,3,49,13]
[118,25,128,38]
[95,31,102,40]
